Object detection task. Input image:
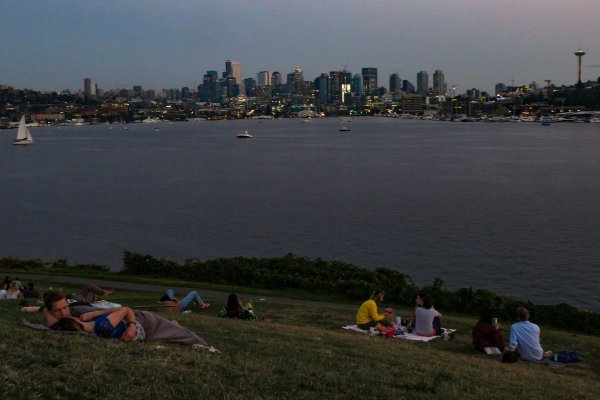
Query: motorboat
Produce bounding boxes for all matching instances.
[237,130,253,138]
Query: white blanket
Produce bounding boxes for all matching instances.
[341,325,439,341]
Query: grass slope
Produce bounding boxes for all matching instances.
[1,280,599,400]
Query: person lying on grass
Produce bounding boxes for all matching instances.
[159,288,210,311]
[42,290,211,348]
[355,289,395,330]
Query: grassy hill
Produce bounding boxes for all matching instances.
[1,279,599,400]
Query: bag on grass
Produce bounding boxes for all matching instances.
[554,350,580,363]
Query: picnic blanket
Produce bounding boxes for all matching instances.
[341,325,440,342]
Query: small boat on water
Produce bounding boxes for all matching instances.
[13,115,33,145]
[540,117,552,126]
[339,125,351,132]
[237,130,253,139]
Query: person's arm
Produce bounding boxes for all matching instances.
[79,307,122,322]
[367,301,385,322]
[507,325,518,351]
[115,307,137,342]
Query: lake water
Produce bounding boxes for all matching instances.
[1,118,599,310]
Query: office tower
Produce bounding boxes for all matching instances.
[466,88,480,99]
[433,70,445,95]
[225,60,243,84]
[389,73,402,93]
[315,73,329,106]
[244,77,257,96]
[417,71,428,95]
[201,72,220,101]
[361,67,378,95]
[352,74,364,97]
[257,71,271,87]
[290,67,304,94]
[271,71,282,86]
[328,71,342,104]
[83,77,96,99]
[495,83,506,96]
[181,87,190,99]
[133,85,143,98]
[402,80,415,93]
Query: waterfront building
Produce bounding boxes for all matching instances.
[362,68,378,95]
[417,71,428,95]
[402,93,423,114]
[181,87,190,99]
[389,73,402,93]
[314,73,329,106]
[433,70,446,96]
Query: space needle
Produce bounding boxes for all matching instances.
[575,48,586,86]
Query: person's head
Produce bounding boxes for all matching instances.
[479,307,494,325]
[8,281,19,292]
[27,282,34,290]
[422,297,433,309]
[43,290,72,319]
[516,306,529,321]
[370,290,385,303]
[50,317,85,332]
[415,293,425,306]
[226,293,242,318]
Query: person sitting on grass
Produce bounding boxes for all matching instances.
[42,290,212,348]
[159,288,210,311]
[355,290,394,330]
[6,281,24,300]
[69,283,114,303]
[505,306,552,362]
[218,293,259,320]
[414,296,442,337]
[472,307,505,353]
[405,293,425,332]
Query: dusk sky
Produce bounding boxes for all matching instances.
[1,1,599,94]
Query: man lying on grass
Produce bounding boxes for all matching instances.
[41,290,213,349]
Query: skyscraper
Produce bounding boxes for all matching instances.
[433,70,445,96]
[389,73,402,93]
[417,71,428,95]
[352,74,364,97]
[257,71,271,87]
[315,73,329,106]
[225,60,243,94]
[361,68,378,95]
[290,67,305,94]
[83,77,96,99]
[271,71,282,86]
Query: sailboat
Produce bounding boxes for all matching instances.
[13,115,33,145]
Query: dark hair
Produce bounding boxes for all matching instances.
[226,293,242,318]
[517,306,529,321]
[50,317,85,332]
[370,290,385,302]
[43,290,67,310]
[479,307,494,325]
[422,297,433,309]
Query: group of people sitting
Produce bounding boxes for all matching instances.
[0,277,39,300]
[356,289,553,363]
[19,282,259,351]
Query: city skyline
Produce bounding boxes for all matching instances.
[1,1,599,93]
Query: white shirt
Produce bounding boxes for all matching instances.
[415,307,441,336]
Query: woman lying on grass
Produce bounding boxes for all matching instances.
[43,290,213,349]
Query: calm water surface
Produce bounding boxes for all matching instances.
[1,118,599,309]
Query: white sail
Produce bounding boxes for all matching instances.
[13,115,33,145]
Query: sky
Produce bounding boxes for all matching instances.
[1,0,599,94]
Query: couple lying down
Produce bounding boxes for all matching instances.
[42,290,213,349]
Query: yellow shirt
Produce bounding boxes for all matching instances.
[355,299,385,325]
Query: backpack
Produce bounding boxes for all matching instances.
[554,350,580,363]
